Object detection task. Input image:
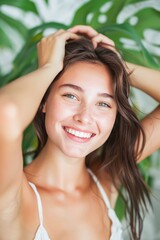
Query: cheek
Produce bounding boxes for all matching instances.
[100,113,117,138]
[92,114,116,152]
[45,99,75,126]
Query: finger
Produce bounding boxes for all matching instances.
[43,29,71,40]
[92,33,115,49]
[44,29,65,39]
[41,30,79,44]
[53,29,66,36]
[68,25,98,38]
[92,34,122,58]
[60,31,80,41]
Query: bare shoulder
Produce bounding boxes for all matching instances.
[91,167,119,209]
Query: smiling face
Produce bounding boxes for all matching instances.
[43,62,117,159]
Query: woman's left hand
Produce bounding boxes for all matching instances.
[68,25,115,50]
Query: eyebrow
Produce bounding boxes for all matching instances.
[59,83,83,92]
[59,83,114,99]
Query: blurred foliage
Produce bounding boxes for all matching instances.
[0,0,160,219]
[0,0,41,49]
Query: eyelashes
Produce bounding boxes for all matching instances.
[62,93,111,109]
[63,93,78,100]
[97,102,111,108]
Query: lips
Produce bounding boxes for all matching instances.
[64,127,95,139]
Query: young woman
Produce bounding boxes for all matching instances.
[0,25,159,240]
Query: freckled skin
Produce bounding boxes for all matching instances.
[43,62,117,160]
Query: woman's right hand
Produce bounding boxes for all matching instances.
[37,29,79,72]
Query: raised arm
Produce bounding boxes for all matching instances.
[0,30,78,207]
[127,63,160,162]
[0,30,79,135]
[127,63,160,102]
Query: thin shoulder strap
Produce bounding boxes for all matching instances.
[87,169,122,227]
[87,168,111,209]
[29,182,44,225]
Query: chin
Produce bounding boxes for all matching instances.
[59,145,91,160]
[63,150,86,160]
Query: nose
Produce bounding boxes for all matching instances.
[73,105,94,125]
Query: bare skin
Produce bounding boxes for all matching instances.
[0,25,159,240]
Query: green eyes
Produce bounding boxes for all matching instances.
[63,94,77,100]
[63,94,111,108]
[98,102,111,108]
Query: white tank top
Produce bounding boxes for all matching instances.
[29,169,123,240]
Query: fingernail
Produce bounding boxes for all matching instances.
[92,40,97,49]
[67,28,73,31]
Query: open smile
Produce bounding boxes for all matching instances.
[63,126,96,140]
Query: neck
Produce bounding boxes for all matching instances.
[25,141,90,193]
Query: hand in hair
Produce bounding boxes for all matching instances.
[68,25,116,51]
[37,29,79,71]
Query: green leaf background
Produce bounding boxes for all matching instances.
[0,0,159,221]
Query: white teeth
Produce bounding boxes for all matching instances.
[65,128,92,138]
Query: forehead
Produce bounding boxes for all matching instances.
[53,62,114,93]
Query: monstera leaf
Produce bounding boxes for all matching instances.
[0,22,68,86]
[71,0,160,69]
[0,0,47,50]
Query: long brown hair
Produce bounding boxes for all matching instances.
[33,38,151,239]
